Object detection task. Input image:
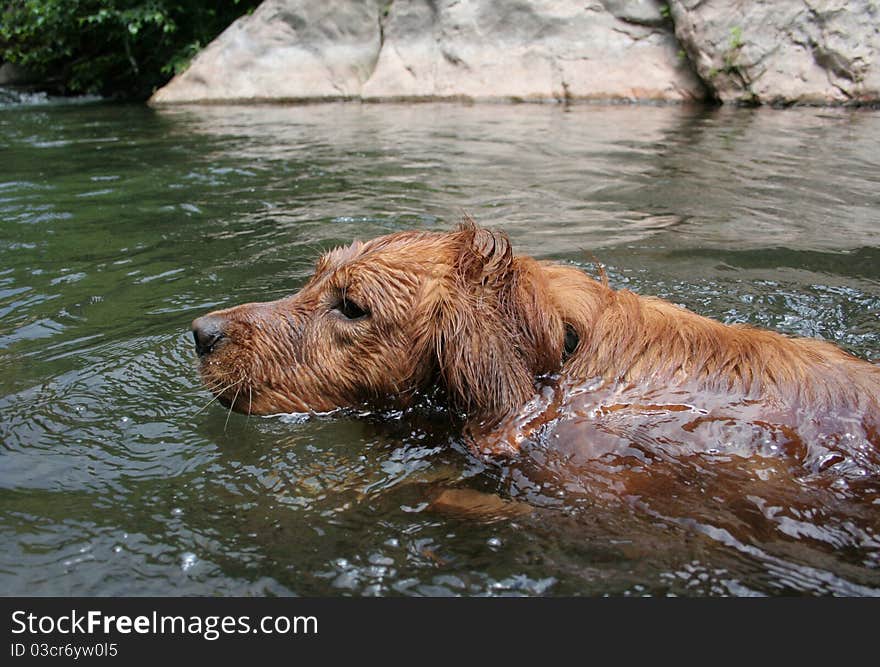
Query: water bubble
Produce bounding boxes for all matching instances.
[181,552,198,572]
[487,537,503,550]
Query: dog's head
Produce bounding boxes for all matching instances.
[192,220,577,425]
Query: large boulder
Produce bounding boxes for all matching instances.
[669,0,880,105]
[361,0,703,102]
[150,0,383,104]
[150,0,704,104]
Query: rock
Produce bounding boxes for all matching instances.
[361,0,702,102]
[602,0,668,27]
[669,0,880,105]
[150,0,704,104]
[150,0,383,104]
[149,0,880,106]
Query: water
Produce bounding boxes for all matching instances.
[1,99,879,596]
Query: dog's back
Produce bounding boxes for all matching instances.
[473,263,880,466]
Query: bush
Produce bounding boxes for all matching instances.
[0,0,262,98]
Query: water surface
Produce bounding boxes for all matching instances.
[1,99,879,595]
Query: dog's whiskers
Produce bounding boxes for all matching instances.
[246,385,254,423]
[224,382,244,432]
[193,378,241,416]
[186,376,229,395]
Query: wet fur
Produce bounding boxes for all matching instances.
[195,219,880,456]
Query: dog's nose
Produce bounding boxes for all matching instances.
[191,315,226,357]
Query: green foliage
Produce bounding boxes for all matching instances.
[721,26,745,75]
[728,26,744,51]
[0,0,262,98]
[706,25,758,105]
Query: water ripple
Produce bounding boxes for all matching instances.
[1,102,879,595]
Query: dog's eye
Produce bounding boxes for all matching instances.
[333,297,369,321]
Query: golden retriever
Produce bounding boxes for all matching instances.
[192,219,880,465]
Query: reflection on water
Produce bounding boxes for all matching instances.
[0,101,879,595]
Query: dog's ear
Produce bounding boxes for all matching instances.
[429,223,548,424]
[455,220,514,289]
[459,220,568,374]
